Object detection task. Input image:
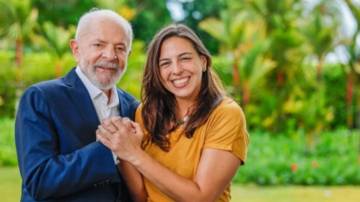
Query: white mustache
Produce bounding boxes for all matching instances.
[94,61,119,69]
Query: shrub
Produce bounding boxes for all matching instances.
[234,130,360,185]
[0,118,17,166]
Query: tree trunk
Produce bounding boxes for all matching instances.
[232,59,240,89]
[242,80,250,107]
[276,71,285,86]
[15,38,23,68]
[346,72,354,128]
[316,57,324,82]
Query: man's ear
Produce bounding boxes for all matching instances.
[69,39,79,61]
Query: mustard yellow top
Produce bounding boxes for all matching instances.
[135,97,249,202]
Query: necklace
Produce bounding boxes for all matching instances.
[175,115,189,126]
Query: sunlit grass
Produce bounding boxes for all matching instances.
[0,167,21,202]
[232,184,360,202]
[1,167,359,202]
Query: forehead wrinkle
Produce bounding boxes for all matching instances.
[76,15,130,48]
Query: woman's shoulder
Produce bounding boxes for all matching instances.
[203,96,246,127]
[135,104,144,124]
[212,97,243,116]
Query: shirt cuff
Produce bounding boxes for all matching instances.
[112,152,119,165]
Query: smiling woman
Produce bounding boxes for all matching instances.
[96,24,249,202]
[158,36,206,104]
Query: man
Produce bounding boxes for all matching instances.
[15,9,138,201]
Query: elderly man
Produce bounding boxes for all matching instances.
[15,9,138,201]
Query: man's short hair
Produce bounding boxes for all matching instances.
[75,8,133,52]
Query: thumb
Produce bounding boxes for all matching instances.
[131,122,144,139]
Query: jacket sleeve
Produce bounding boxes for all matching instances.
[15,86,121,200]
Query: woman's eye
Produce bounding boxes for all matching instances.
[159,62,170,68]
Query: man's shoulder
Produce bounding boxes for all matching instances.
[116,88,138,103]
[26,77,65,94]
[116,88,139,119]
[25,68,76,94]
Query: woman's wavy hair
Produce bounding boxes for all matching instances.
[141,24,225,151]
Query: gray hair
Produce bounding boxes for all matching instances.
[75,8,133,52]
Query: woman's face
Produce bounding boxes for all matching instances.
[158,36,206,103]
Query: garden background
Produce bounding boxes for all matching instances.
[0,0,360,201]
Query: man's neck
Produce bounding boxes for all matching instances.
[103,89,112,104]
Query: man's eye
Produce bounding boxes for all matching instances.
[180,57,191,61]
[93,43,102,47]
[116,46,126,52]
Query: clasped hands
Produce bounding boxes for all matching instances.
[96,116,144,163]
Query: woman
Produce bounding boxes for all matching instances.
[97,24,249,202]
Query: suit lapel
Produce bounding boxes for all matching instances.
[63,68,100,143]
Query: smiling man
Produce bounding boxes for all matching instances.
[15,9,138,202]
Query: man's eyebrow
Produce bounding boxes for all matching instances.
[178,52,193,57]
[92,39,126,46]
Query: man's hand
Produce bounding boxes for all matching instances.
[96,117,144,163]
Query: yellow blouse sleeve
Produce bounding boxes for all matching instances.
[204,99,249,164]
[135,105,143,127]
[135,105,150,142]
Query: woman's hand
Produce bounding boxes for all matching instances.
[96,116,144,163]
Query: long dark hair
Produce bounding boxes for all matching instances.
[141,24,225,151]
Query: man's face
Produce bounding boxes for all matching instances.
[70,18,130,90]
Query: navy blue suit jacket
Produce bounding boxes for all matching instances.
[15,68,139,201]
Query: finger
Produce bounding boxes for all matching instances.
[102,121,118,133]
[111,116,122,122]
[101,117,112,124]
[131,122,144,140]
[112,116,124,129]
[131,122,141,132]
[98,125,114,139]
[96,129,112,149]
[121,117,134,130]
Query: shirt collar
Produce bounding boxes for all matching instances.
[75,66,119,107]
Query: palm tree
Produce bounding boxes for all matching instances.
[343,0,360,128]
[0,0,38,67]
[302,0,341,81]
[199,0,274,106]
[33,22,75,77]
[247,0,309,132]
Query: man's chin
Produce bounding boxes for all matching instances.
[97,81,115,90]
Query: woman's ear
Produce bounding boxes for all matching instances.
[200,56,207,72]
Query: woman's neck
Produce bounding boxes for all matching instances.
[176,99,195,120]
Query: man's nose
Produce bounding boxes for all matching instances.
[101,46,117,60]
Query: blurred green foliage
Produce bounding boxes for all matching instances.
[0,1,360,188]
[235,130,360,185]
[2,117,359,186]
[0,118,16,166]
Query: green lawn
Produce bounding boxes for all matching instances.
[0,167,21,202]
[231,185,360,202]
[1,167,359,202]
